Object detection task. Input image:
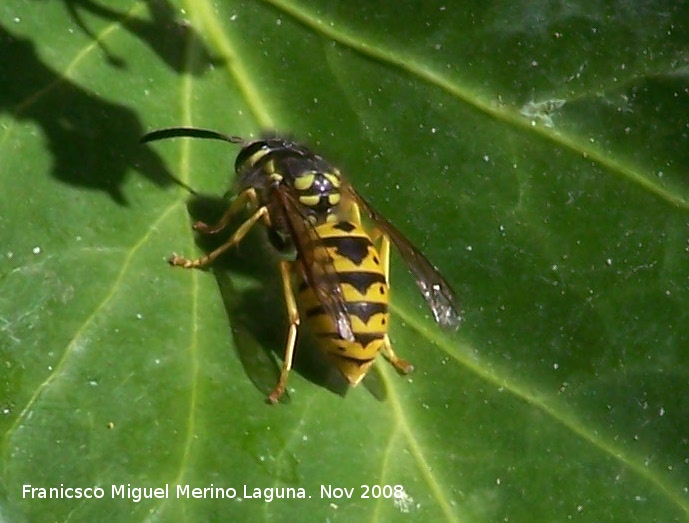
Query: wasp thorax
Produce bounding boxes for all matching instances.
[291,170,343,220]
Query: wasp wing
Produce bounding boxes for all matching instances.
[346,184,462,330]
[272,186,355,342]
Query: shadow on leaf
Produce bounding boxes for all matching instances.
[55,0,223,73]
[0,24,193,204]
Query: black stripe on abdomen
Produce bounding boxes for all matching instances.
[317,331,385,349]
[317,235,372,266]
[306,301,387,324]
[297,271,385,294]
[336,271,386,295]
[330,354,376,367]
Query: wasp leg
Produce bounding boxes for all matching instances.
[381,335,414,374]
[169,205,268,268]
[268,260,300,404]
[193,188,259,234]
[372,230,414,374]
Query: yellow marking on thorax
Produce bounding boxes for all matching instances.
[328,193,341,206]
[293,173,316,191]
[246,148,270,167]
[298,194,321,207]
[324,172,341,187]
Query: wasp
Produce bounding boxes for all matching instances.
[141,127,462,403]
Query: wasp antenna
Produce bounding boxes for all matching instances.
[140,127,246,145]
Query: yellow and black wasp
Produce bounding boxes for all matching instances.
[141,127,462,403]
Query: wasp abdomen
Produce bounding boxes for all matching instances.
[298,220,389,385]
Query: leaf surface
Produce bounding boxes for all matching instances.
[1,1,688,521]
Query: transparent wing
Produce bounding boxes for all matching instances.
[346,184,462,330]
[273,186,355,342]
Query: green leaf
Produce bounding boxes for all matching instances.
[2,0,689,521]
